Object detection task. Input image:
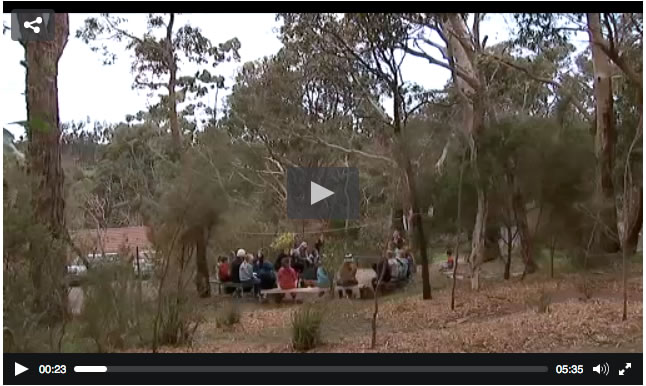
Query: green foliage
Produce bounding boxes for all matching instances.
[4,163,68,352]
[79,263,153,352]
[291,304,324,351]
[270,232,296,253]
[156,291,203,346]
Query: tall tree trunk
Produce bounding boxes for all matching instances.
[166,13,181,153]
[504,226,513,280]
[23,13,70,319]
[587,13,620,253]
[442,14,487,291]
[623,185,642,254]
[392,80,431,299]
[470,186,488,291]
[451,152,466,310]
[483,224,501,262]
[508,171,536,276]
[194,227,210,298]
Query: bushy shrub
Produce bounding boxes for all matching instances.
[79,262,153,352]
[156,292,202,347]
[215,301,240,328]
[291,304,324,351]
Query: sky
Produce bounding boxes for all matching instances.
[1,13,587,139]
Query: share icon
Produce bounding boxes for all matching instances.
[23,16,43,33]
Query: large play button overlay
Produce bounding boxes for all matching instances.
[310,181,335,205]
[287,167,359,220]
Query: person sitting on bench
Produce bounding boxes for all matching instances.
[336,254,358,298]
[440,249,454,271]
[277,258,299,301]
[217,256,231,282]
[240,253,261,296]
[254,249,276,290]
[316,263,330,288]
[231,249,245,283]
[226,249,245,295]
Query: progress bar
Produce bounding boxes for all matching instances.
[73,366,549,373]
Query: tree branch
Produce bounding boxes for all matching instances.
[300,135,396,165]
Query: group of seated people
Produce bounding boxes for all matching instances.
[215,236,329,297]
[215,230,425,297]
[371,230,417,289]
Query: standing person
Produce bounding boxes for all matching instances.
[391,230,406,250]
[240,253,260,296]
[291,241,308,273]
[274,249,289,271]
[314,234,324,258]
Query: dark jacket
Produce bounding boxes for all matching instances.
[373,260,391,283]
[230,257,243,283]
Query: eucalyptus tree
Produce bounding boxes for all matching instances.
[279,13,439,299]
[16,13,71,320]
[78,13,240,154]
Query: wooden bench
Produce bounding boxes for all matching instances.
[260,287,329,302]
[209,279,224,295]
[335,284,365,299]
[210,280,254,298]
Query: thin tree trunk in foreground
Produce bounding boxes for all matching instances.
[451,153,466,310]
[621,112,642,321]
[195,227,211,298]
[371,259,387,349]
[23,13,70,320]
[550,236,556,279]
[587,13,620,253]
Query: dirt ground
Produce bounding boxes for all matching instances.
[145,256,643,353]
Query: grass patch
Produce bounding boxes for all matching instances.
[291,304,324,351]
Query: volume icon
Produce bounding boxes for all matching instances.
[593,363,609,376]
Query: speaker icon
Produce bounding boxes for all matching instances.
[593,363,609,376]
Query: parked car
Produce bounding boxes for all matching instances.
[65,258,88,286]
[133,257,155,279]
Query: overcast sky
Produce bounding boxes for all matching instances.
[1,13,587,139]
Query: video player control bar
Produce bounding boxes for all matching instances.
[79,366,548,373]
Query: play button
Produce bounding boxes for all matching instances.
[310,181,334,205]
[287,167,359,220]
[15,362,28,376]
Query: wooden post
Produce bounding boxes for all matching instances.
[136,246,141,278]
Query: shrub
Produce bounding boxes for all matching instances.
[536,288,552,314]
[79,262,153,352]
[215,301,240,328]
[156,291,203,347]
[291,304,324,351]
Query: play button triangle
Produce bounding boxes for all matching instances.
[15,362,28,376]
[310,181,334,205]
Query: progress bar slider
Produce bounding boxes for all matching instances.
[75,366,548,373]
[74,366,107,373]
